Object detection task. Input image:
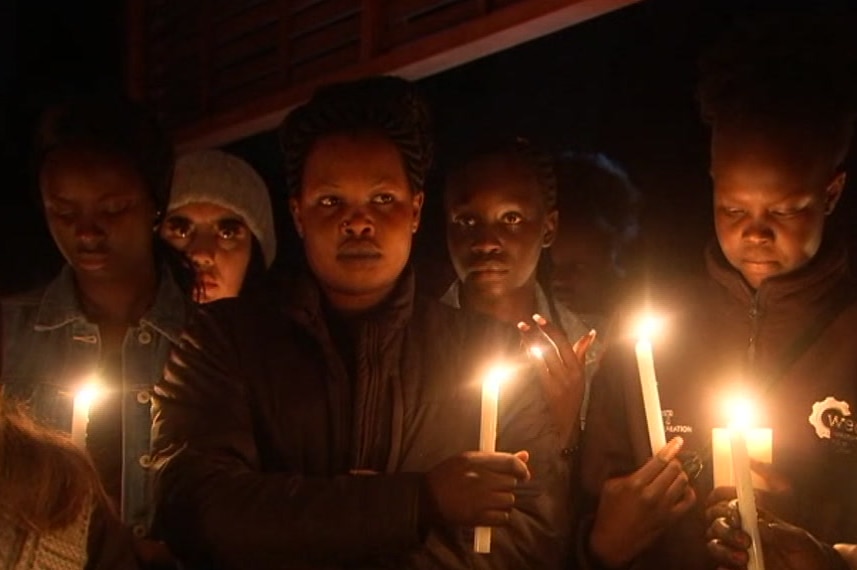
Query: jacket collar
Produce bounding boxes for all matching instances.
[441,279,556,320]
[283,265,416,334]
[34,264,188,343]
[704,239,850,311]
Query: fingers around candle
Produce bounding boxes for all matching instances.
[656,436,685,462]
[633,437,685,486]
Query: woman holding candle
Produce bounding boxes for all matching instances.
[160,149,277,303]
[441,136,600,444]
[150,76,571,570]
[1,95,193,568]
[579,12,857,570]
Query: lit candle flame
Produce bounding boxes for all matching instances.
[75,384,101,407]
[484,365,512,391]
[634,314,663,341]
[725,396,756,431]
[71,378,102,449]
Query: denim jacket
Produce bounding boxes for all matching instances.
[1,265,189,539]
[440,280,604,429]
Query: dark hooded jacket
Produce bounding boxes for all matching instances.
[150,268,571,570]
[580,241,857,569]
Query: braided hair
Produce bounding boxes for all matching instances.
[445,135,562,317]
[697,11,857,171]
[444,136,558,213]
[279,76,433,197]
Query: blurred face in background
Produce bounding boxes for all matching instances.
[549,219,619,314]
[160,202,253,302]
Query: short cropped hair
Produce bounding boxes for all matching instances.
[445,136,558,212]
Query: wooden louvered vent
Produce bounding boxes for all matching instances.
[128,0,639,148]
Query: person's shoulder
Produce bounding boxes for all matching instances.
[1,284,52,330]
[1,285,49,309]
[413,295,520,351]
[186,275,299,336]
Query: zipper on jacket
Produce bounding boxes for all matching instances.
[747,291,761,365]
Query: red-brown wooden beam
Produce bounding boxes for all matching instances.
[168,0,640,150]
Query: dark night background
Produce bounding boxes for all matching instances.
[3,0,856,295]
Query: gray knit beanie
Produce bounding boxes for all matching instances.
[169,149,277,267]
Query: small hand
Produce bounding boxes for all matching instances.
[518,313,596,445]
[705,494,839,570]
[589,436,696,568]
[426,450,531,528]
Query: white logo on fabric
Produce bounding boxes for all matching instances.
[662,409,693,434]
[808,396,852,439]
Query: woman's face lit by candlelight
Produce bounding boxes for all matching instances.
[710,128,845,289]
[289,130,423,310]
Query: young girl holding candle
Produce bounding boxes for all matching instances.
[579,12,857,570]
[441,137,600,444]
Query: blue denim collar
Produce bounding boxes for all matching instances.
[33,264,188,343]
[440,279,555,316]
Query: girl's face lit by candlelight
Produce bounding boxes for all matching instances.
[445,153,557,302]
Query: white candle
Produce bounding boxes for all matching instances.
[634,317,666,454]
[730,426,766,570]
[474,366,508,554]
[711,428,772,489]
[71,384,99,449]
[718,397,766,570]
